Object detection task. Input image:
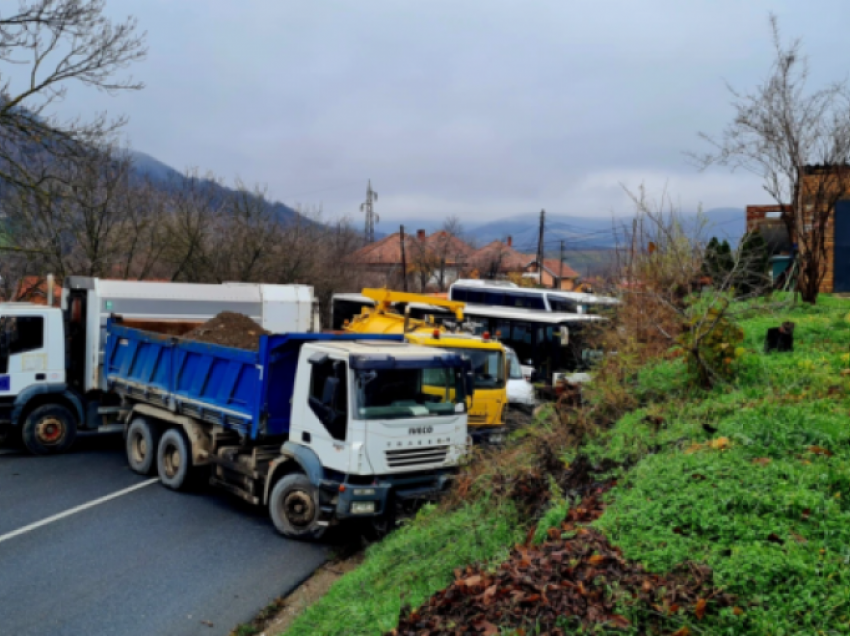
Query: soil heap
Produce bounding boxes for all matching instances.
[183,312,270,350]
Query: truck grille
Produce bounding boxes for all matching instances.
[468,413,487,425]
[385,445,449,468]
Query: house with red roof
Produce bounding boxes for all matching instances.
[347,230,580,291]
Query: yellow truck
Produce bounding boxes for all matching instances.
[342,289,508,445]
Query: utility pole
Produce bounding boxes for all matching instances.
[536,209,545,285]
[360,180,379,243]
[559,239,565,290]
[399,224,408,292]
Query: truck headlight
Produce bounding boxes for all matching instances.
[350,501,376,514]
[353,488,375,496]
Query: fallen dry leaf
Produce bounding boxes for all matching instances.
[609,614,631,628]
[474,619,499,635]
[671,628,690,636]
[710,437,731,450]
[752,457,771,466]
[695,598,707,620]
[809,445,834,457]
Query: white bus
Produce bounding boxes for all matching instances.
[447,279,619,315]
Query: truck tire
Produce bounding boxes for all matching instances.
[126,417,159,475]
[22,404,77,455]
[156,428,193,490]
[269,474,326,540]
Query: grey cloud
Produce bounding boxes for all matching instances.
[23,0,850,222]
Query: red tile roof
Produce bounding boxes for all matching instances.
[467,241,530,273]
[15,276,62,306]
[535,257,580,280]
[348,231,475,266]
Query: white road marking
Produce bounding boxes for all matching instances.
[0,478,160,545]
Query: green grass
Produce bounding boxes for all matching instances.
[283,500,522,636]
[585,294,850,634]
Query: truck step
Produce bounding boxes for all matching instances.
[209,477,259,505]
[96,424,124,435]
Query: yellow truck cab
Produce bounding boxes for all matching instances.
[342,289,508,445]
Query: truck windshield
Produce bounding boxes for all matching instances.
[442,348,504,390]
[356,367,466,420]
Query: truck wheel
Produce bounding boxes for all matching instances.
[22,404,77,455]
[126,417,159,475]
[269,474,326,540]
[156,428,193,490]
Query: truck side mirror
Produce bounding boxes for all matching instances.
[464,370,475,399]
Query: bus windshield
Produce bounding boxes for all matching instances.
[442,347,505,390]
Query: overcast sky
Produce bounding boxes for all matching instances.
[24,0,850,224]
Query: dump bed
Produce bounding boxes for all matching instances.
[103,320,402,440]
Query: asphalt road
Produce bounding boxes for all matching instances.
[0,435,329,636]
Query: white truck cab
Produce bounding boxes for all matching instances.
[287,340,468,478]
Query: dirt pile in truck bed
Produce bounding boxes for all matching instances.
[183,312,269,350]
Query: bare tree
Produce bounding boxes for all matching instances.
[0,0,146,191]
[695,14,850,303]
[609,186,772,388]
[432,215,469,290]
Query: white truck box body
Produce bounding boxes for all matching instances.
[62,277,317,392]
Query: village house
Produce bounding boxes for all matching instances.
[746,164,850,293]
[347,230,580,291]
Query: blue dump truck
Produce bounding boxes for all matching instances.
[104,319,472,539]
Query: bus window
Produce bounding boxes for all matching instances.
[452,288,467,302]
[485,291,504,306]
[547,296,578,313]
[467,290,485,304]
[528,295,546,310]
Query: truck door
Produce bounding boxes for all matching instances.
[0,315,49,397]
[305,356,353,473]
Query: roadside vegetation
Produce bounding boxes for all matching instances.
[284,499,522,635]
[279,185,850,635]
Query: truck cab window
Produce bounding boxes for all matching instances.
[4,316,44,355]
[308,359,348,441]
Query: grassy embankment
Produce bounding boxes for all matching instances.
[580,294,850,634]
[286,294,850,635]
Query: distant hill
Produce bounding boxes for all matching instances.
[127,150,302,224]
[383,208,746,278]
[392,208,745,251]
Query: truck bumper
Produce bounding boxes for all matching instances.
[321,471,456,520]
[468,426,508,446]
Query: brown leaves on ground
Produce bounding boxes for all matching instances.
[389,486,734,636]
